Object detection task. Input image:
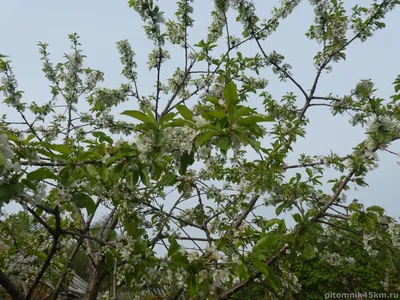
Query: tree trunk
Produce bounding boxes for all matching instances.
[82,264,104,300]
[83,211,117,300]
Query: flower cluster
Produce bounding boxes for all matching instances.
[0,66,25,111]
[147,48,170,70]
[0,134,16,178]
[322,251,345,267]
[212,269,231,288]
[363,233,379,256]
[129,0,165,45]
[116,39,137,81]
[0,133,14,163]
[277,261,302,295]
[163,125,198,153]
[366,115,400,150]
[230,0,259,38]
[388,222,400,248]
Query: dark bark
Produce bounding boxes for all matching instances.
[82,264,104,300]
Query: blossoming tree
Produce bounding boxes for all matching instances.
[1,0,400,299]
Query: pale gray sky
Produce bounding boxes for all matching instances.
[1,0,400,222]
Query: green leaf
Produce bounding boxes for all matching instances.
[179,152,195,175]
[263,218,281,231]
[168,238,180,257]
[264,265,282,291]
[205,96,220,106]
[252,259,269,278]
[121,110,153,124]
[104,152,126,166]
[305,208,319,219]
[40,143,72,155]
[160,112,177,125]
[349,201,362,211]
[251,260,281,291]
[27,168,59,181]
[126,170,139,189]
[28,249,48,261]
[217,136,231,152]
[248,138,261,150]
[292,213,302,223]
[0,184,20,204]
[112,162,126,182]
[365,213,377,229]
[59,167,73,186]
[375,21,386,29]
[171,254,190,268]
[275,203,286,216]
[176,104,193,120]
[186,274,199,296]
[37,148,60,159]
[143,106,158,124]
[72,193,96,216]
[234,106,254,119]
[86,165,98,178]
[100,166,110,182]
[301,240,316,259]
[108,229,117,240]
[92,131,113,145]
[0,153,5,167]
[223,81,239,105]
[236,261,249,280]
[21,179,37,190]
[208,110,226,120]
[252,232,280,255]
[195,131,216,147]
[124,217,138,236]
[355,177,369,187]
[238,114,274,125]
[53,260,66,271]
[105,252,114,269]
[165,118,191,127]
[366,205,385,215]
[194,39,206,48]
[139,168,151,187]
[390,94,400,101]
[350,211,360,223]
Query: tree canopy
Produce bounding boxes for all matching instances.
[1,0,400,299]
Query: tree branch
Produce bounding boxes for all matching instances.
[253,35,308,99]
[25,207,61,300]
[0,269,23,300]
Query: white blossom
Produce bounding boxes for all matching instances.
[0,133,14,161]
[346,257,356,265]
[187,251,199,262]
[212,269,230,287]
[193,115,207,128]
[363,233,379,256]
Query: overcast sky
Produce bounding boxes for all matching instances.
[1,0,400,225]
